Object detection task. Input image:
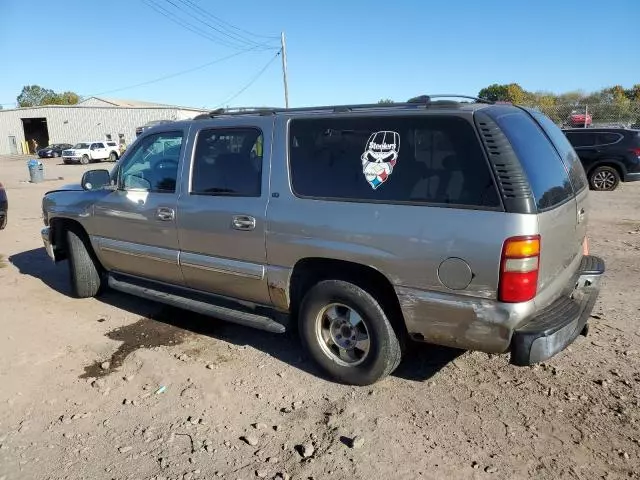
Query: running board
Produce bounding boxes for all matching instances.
[107,275,286,334]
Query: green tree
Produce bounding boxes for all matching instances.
[478,84,509,102]
[377,98,394,104]
[477,83,528,103]
[17,85,80,107]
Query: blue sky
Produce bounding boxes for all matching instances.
[1,0,638,109]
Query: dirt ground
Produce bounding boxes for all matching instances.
[0,154,639,480]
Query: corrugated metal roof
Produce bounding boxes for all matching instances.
[0,98,206,112]
[78,96,191,109]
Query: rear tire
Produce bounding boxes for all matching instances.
[298,280,402,385]
[67,229,101,298]
[589,165,620,191]
[109,152,118,162]
[80,155,90,165]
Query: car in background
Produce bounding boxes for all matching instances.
[563,128,640,191]
[62,141,120,165]
[37,143,73,158]
[0,182,7,230]
[569,110,592,128]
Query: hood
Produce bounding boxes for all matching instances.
[45,183,83,195]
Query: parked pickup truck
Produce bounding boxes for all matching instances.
[62,141,120,165]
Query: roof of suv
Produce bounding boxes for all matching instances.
[189,95,496,123]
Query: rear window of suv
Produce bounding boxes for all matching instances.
[288,115,501,208]
[487,109,574,210]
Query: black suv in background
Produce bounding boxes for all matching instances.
[563,128,640,191]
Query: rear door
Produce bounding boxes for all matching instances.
[175,119,272,305]
[489,108,584,307]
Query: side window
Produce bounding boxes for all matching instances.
[289,116,500,208]
[90,143,98,150]
[597,132,622,145]
[490,109,573,210]
[118,131,183,193]
[191,128,263,197]
[527,110,588,193]
[566,132,596,147]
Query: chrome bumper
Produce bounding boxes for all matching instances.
[41,227,55,261]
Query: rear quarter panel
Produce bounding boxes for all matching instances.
[265,116,541,351]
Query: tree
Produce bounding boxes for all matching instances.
[17,85,80,107]
[57,91,80,105]
[377,98,394,104]
[478,84,509,102]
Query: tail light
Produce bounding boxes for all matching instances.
[499,235,540,303]
[630,147,640,157]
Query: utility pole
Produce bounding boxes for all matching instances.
[280,31,290,108]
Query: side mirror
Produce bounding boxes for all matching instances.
[81,169,111,191]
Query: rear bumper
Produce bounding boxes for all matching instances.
[510,255,605,366]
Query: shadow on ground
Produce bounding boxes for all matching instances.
[10,247,462,384]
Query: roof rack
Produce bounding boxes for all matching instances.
[195,94,492,119]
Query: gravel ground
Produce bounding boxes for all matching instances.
[0,155,639,480]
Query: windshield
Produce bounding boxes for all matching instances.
[72,143,90,149]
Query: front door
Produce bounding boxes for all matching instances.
[89,129,187,285]
[176,124,271,305]
[8,136,17,154]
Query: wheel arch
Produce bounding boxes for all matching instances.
[288,257,407,337]
[49,217,94,262]
[587,160,626,178]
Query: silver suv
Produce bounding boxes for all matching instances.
[41,96,605,385]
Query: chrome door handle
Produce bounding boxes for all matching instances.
[232,215,256,231]
[156,207,175,221]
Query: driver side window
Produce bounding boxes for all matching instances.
[118,131,183,193]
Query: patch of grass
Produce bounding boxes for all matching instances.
[0,254,6,268]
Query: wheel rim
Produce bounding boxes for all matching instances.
[81,157,88,164]
[110,153,116,161]
[315,303,370,366]
[593,170,616,190]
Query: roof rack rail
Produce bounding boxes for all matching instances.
[408,94,493,104]
[195,94,491,119]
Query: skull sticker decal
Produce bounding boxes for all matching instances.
[361,131,400,189]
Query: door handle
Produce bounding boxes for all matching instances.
[577,208,585,224]
[156,207,175,221]
[232,215,256,231]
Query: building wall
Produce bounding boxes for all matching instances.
[0,106,206,154]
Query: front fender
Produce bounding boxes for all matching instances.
[43,189,112,230]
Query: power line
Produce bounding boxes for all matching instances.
[142,0,275,50]
[173,0,279,41]
[163,0,274,49]
[211,51,281,109]
[81,47,260,98]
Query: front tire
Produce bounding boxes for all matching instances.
[80,155,90,165]
[299,280,402,385]
[67,229,101,298]
[589,165,620,191]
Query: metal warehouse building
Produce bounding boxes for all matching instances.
[0,97,208,155]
